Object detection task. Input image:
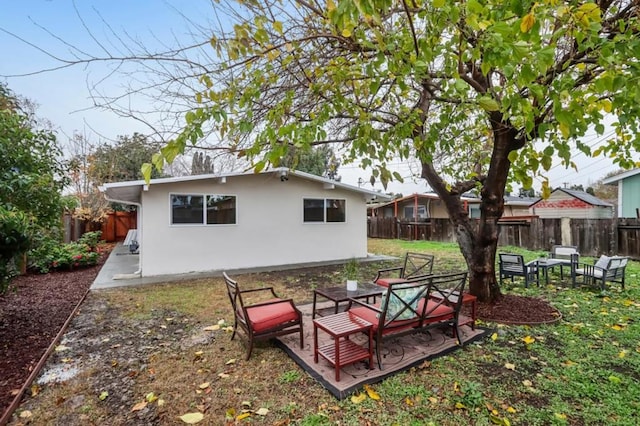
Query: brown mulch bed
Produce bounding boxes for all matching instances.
[0,253,560,420]
[0,247,111,419]
[475,294,562,325]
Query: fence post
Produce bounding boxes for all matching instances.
[561,217,572,246]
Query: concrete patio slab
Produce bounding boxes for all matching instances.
[91,243,397,290]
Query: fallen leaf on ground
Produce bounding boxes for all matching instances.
[521,336,535,344]
[351,392,367,404]
[364,384,381,400]
[131,401,147,412]
[504,363,516,370]
[236,412,251,420]
[179,412,204,424]
[256,407,269,416]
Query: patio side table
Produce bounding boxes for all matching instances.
[535,258,565,285]
[313,311,373,382]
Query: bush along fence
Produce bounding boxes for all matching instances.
[367,217,640,260]
[27,231,103,274]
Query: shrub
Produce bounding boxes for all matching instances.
[78,231,103,251]
[0,207,31,292]
[28,238,100,273]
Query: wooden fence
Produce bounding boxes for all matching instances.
[368,217,640,259]
[63,211,137,243]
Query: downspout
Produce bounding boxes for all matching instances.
[103,196,143,276]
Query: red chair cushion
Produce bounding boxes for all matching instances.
[244,299,299,332]
[375,277,409,288]
[349,299,426,334]
[350,298,455,334]
[424,300,454,322]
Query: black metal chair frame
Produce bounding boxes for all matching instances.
[572,256,628,290]
[348,272,467,370]
[498,253,539,288]
[374,252,434,283]
[223,272,303,360]
[549,245,579,279]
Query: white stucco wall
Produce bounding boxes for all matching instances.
[138,173,369,277]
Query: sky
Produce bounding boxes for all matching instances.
[0,0,633,196]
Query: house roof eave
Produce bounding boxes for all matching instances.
[601,168,640,185]
[100,168,392,204]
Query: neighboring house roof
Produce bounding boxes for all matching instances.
[601,168,640,184]
[100,167,391,205]
[530,188,613,208]
[369,193,538,209]
[369,192,480,210]
[504,195,539,206]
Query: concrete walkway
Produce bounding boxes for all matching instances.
[91,243,396,290]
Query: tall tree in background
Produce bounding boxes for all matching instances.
[281,145,341,180]
[143,0,640,302]
[0,83,68,290]
[591,168,625,200]
[191,151,215,175]
[67,132,110,224]
[94,133,163,183]
[66,132,164,224]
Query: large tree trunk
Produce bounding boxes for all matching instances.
[421,115,518,303]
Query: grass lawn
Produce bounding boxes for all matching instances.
[27,239,640,425]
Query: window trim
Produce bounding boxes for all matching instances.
[303,197,347,224]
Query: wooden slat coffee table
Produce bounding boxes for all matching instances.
[313,311,373,381]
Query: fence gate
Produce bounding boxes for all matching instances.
[101,211,137,242]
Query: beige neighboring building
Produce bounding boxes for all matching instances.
[101,168,390,278]
[368,193,472,221]
[529,188,613,219]
[368,193,536,221]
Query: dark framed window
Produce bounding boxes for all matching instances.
[171,194,236,225]
[206,195,236,224]
[303,198,346,223]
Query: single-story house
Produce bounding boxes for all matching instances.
[529,188,614,219]
[368,193,480,221]
[602,168,640,218]
[502,195,539,218]
[368,193,536,220]
[100,168,390,277]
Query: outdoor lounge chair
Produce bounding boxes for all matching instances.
[223,272,303,360]
[373,252,434,287]
[498,253,539,287]
[549,245,579,279]
[347,271,467,370]
[572,255,628,290]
